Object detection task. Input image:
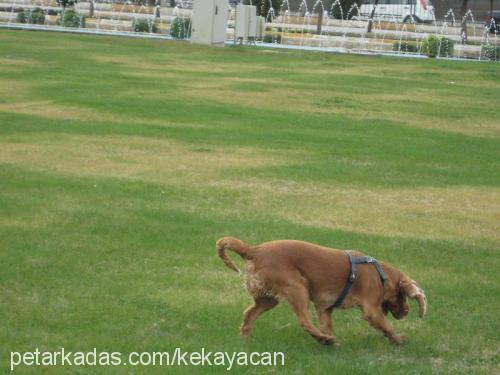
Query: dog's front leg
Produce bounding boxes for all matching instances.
[361,304,406,345]
[240,297,278,338]
[315,306,336,342]
[282,286,335,346]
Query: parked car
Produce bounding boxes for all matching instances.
[359,0,435,23]
[486,11,500,33]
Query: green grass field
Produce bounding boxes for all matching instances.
[0,29,499,374]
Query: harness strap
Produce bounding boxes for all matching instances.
[330,252,356,309]
[330,251,388,309]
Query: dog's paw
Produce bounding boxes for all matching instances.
[239,328,251,339]
[391,335,406,345]
[318,335,336,346]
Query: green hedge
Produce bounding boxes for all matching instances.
[393,41,419,53]
[133,19,157,33]
[58,9,85,28]
[263,34,282,44]
[170,17,191,39]
[481,44,500,61]
[17,7,45,24]
[420,35,454,58]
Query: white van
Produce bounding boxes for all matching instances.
[359,0,435,23]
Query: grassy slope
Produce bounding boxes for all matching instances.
[0,30,499,374]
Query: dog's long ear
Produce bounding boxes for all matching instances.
[400,277,427,318]
[383,276,398,299]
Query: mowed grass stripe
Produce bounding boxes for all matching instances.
[1,108,499,189]
[1,132,499,242]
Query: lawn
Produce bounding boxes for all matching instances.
[0,29,499,374]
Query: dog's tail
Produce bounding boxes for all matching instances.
[216,237,252,274]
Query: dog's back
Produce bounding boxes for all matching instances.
[256,240,359,297]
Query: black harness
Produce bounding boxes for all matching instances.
[330,251,388,309]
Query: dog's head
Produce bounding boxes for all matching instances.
[382,277,427,320]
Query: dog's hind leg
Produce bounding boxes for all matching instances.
[240,297,278,338]
[282,285,335,346]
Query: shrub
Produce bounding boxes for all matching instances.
[17,7,45,24]
[133,19,157,33]
[392,41,419,53]
[16,9,26,23]
[420,35,454,58]
[481,44,500,61]
[170,17,191,39]
[58,9,85,27]
[263,34,281,44]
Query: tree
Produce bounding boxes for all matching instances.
[260,0,272,19]
[366,0,379,33]
[460,0,469,43]
[155,0,160,18]
[331,0,361,20]
[56,0,77,9]
[245,0,280,19]
[317,7,324,35]
[317,0,361,34]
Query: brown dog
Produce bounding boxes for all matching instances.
[217,237,426,345]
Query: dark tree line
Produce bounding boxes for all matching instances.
[242,0,282,18]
